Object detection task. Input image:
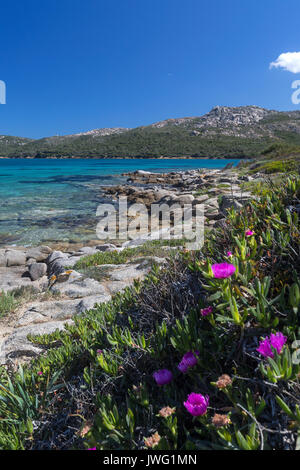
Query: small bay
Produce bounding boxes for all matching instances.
[0,158,239,246]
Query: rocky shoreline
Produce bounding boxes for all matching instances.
[0,166,256,366]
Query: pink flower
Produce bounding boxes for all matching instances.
[226,251,233,257]
[201,306,213,316]
[178,351,199,373]
[269,332,287,353]
[97,349,103,355]
[245,230,254,237]
[257,332,287,359]
[257,338,273,358]
[88,447,96,450]
[37,371,43,376]
[153,369,173,386]
[211,263,236,279]
[184,393,209,416]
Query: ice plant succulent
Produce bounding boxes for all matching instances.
[226,251,233,257]
[201,306,213,316]
[184,393,209,417]
[178,351,199,373]
[257,332,287,359]
[211,263,236,279]
[153,369,173,386]
[245,230,254,237]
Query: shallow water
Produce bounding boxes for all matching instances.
[0,158,239,246]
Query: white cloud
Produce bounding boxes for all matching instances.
[270,52,300,73]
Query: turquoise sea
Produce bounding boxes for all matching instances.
[0,158,239,246]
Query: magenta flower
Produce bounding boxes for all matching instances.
[178,351,199,373]
[211,263,236,279]
[201,306,213,316]
[88,447,96,450]
[153,369,173,386]
[37,371,43,376]
[97,349,103,355]
[257,332,287,359]
[184,393,209,416]
[245,230,254,237]
[269,332,287,353]
[226,251,233,257]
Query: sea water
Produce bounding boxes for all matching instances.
[0,158,239,246]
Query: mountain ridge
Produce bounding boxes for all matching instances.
[2,105,300,159]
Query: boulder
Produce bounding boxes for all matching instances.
[55,270,82,283]
[26,258,36,266]
[219,195,250,214]
[0,253,6,267]
[5,250,26,267]
[0,266,32,292]
[28,262,47,281]
[26,246,52,262]
[47,251,71,276]
[96,243,118,252]
[193,195,210,204]
[205,210,223,221]
[176,194,195,204]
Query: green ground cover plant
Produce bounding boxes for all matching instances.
[0,174,299,450]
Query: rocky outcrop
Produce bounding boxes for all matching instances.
[0,168,256,366]
[0,245,159,365]
[0,321,74,362]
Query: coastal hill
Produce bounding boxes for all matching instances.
[2,105,300,158]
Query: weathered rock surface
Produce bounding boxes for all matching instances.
[0,320,74,364]
[28,263,47,281]
[50,276,108,298]
[15,299,80,327]
[26,246,52,262]
[0,267,47,293]
[220,193,252,214]
[5,250,26,267]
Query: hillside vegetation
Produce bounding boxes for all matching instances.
[0,167,299,450]
[238,142,300,174]
[2,106,300,158]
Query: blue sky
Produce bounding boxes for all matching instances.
[1,0,300,138]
